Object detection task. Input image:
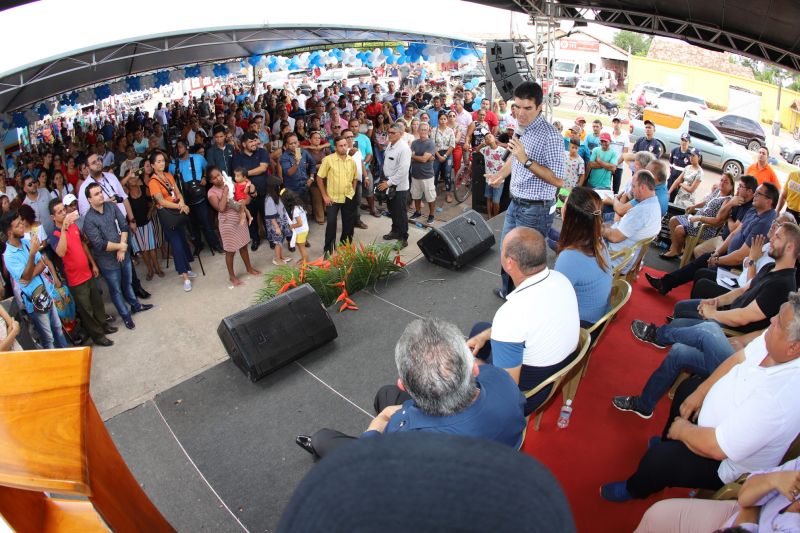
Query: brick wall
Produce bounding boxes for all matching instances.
[648,38,754,79]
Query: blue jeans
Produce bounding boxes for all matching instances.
[30,304,68,348]
[188,200,222,250]
[499,199,554,295]
[638,321,734,412]
[163,226,194,275]
[433,153,453,191]
[100,258,140,319]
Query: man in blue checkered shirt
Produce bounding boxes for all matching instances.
[485,82,566,298]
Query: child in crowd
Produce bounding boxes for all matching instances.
[264,177,292,266]
[557,138,587,210]
[480,133,507,219]
[281,189,309,264]
[232,167,255,227]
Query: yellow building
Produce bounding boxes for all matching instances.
[628,55,800,131]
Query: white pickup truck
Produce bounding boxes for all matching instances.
[630,113,754,179]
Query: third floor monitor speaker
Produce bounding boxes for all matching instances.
[417,210,495,270]
[487,39,534,101]
[217,284,337,382]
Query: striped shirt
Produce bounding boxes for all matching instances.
[317,153,357,203]
[510,113,566,201]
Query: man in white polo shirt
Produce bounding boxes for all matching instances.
[603,169,661,272]
[467,227,580,415]
[602,293,800,501]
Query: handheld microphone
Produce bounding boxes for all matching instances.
[502,130,522,162]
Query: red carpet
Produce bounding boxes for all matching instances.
[522,268,694,532]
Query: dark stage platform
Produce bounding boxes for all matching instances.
[107,215,511,532]
[105,213,676,532]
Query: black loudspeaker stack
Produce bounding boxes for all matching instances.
[217,284,338,382]
[486,40,535,102]
[417,210,496,270]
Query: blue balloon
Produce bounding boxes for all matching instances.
[395,45,405,55]
[397,55,406,65]
[384,47,393,56]
[386,54,396,65]
[464,81,474,90]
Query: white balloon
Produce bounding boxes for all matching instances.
[226,61,241,74]
[353,59,363,67]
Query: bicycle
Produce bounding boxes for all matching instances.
[627,104,644,120]
[574,94,598,112]
[453,150,473,203]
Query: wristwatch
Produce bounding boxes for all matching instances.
[743,258,754,269]
[524,158,534,169]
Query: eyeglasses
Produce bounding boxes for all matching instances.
[754,190,768,198]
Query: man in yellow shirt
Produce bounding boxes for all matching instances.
[777,170,800,222]
[316,136,358,254]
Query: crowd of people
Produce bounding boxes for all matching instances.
[285,80,799,531]
[2,69,800,531]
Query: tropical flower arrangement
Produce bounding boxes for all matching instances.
[255,241,406,312]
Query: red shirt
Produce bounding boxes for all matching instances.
[49,224,92,286]
[365,103,383,118]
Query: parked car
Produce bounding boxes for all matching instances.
[780,145,800,167]
[630,114,754,178]
[576,71,615,96]
[653,90,708,117]
[710,114,766,152]
[628,83,664,106]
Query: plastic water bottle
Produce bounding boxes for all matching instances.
[556,399,573,429]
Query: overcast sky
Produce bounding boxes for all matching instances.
[0,0,617,75]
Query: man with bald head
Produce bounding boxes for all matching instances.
[467,227,580,415]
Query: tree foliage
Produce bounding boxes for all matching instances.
[613,31,652,56]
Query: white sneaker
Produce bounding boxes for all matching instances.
[187,270,198,279]
[283,257,293,263]
[183,279,192,292]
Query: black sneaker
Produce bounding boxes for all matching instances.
[630,320,667,349]
[383,233,399,240]
[611,395,653,419]
[426,215,435,224]
[295,435,319,459]
[409,211,422,220]
[493,288,506,300]
[645,273,668,295]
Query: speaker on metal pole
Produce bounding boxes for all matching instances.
[486,40,535,102]
[217,284,338,382]
[417,210,496,270]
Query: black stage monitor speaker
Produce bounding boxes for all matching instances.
[217,284,337,382]
[417,210,496,270]
[487,39,535,102]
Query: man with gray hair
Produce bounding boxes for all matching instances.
[603,169,662,270]
[378,122,412,247]
[602,292,800,501]
[296,318,527,459]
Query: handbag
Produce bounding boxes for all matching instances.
[153,174,190,230]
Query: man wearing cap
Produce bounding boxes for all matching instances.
[668,133,693,201]
[587,133,618,190]
[633,120,663,159]
[610,117,630,194]
[484,82,565,299]
[570,116,587,141]
[48,197,115,347]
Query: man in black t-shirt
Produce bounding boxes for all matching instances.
[667,133,692,200]
[633,221,800,351]
[632,120,663,159]
[232,132,270,251]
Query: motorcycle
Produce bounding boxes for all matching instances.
[549,91,562,107]
[597,96,619,118]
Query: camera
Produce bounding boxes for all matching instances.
[113,194,124,203]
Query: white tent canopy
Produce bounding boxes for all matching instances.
[0,0,528,114]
